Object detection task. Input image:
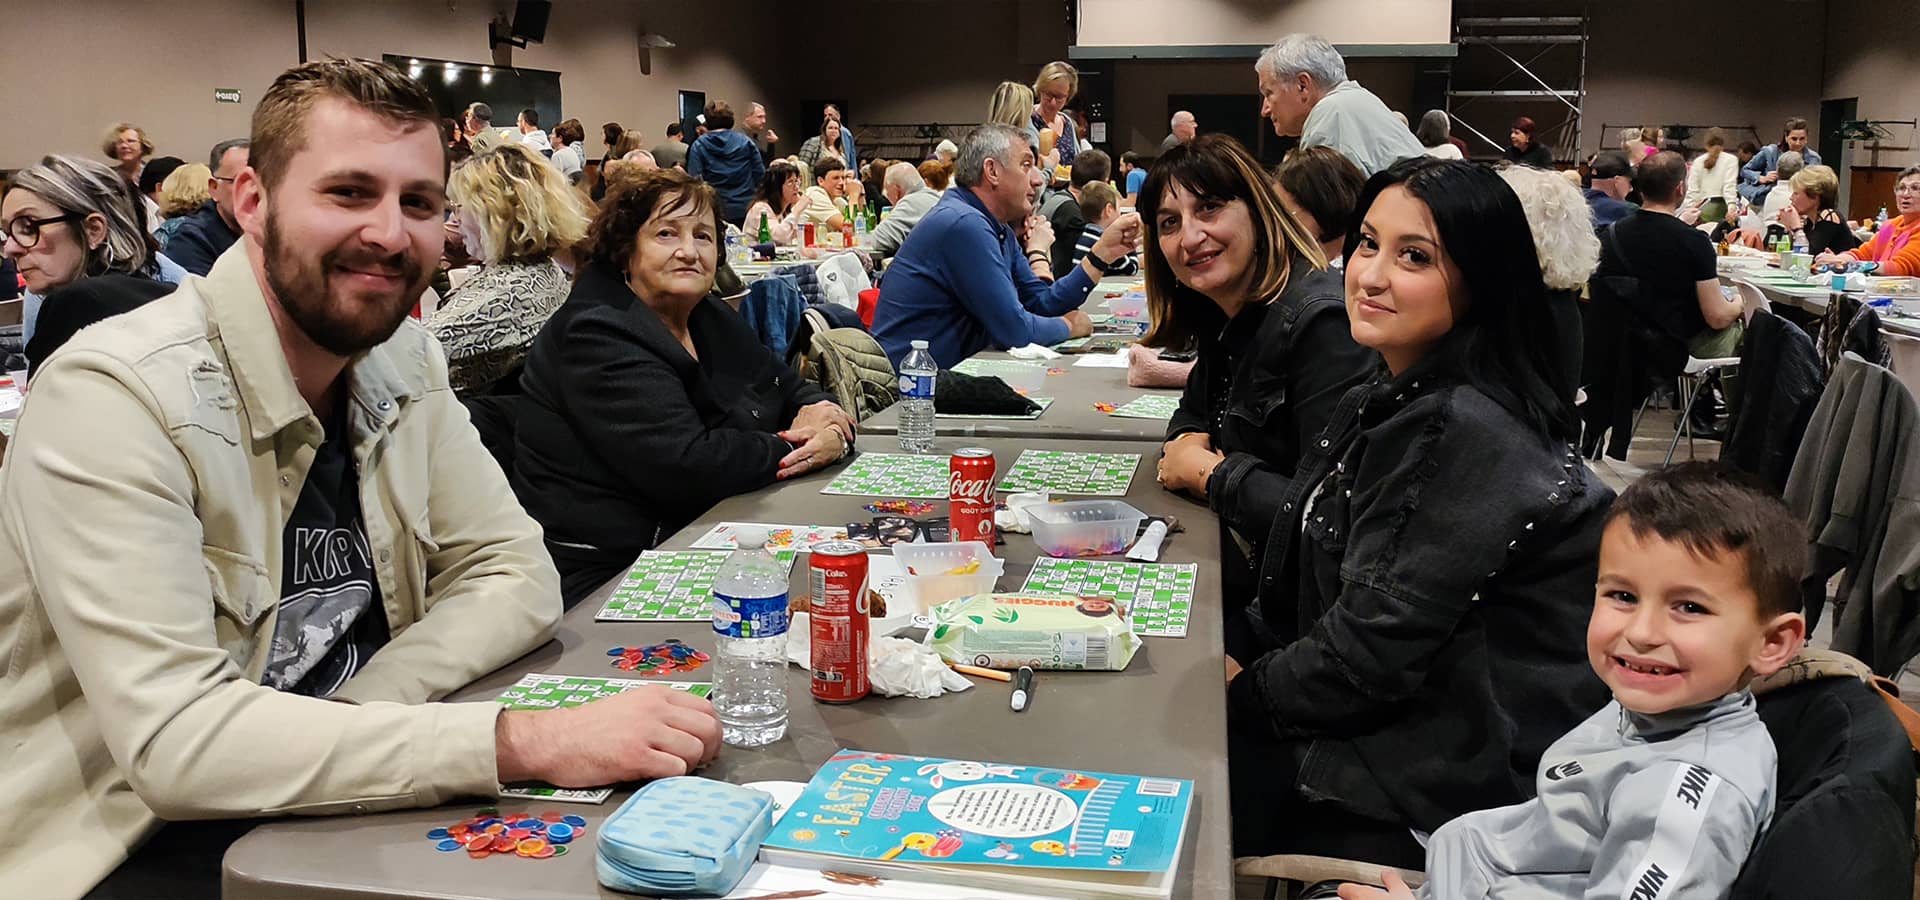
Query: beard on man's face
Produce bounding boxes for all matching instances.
[262,213,429,357]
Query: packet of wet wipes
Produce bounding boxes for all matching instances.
[926,592,1140,671]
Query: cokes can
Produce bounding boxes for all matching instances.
[808,541,870,703]
[949,448,997,545]
[803,222,816,248]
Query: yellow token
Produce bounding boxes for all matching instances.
[516,838,547,857]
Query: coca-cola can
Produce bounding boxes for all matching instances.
[803,222,816,248]
[950,448,997,546]
[808,541,870,703]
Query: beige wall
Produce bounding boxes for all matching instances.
[1077,0,1451,47]
[1578,1,1826,157]
[1107,58,1418,156]
[2,0,784,171]
[1823,0,1920,169]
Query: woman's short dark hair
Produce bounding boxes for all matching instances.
[554,118,585,146]
[1348,157,1578,441]
[1137,134,1323,350]
[757,161,800,214]
[1275,145,1366,245]
[602,121,625,148]
[705,101,736,130]
[585,168,722,276]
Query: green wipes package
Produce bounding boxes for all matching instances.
[927,593,1140,671]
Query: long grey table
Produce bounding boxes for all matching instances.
[223,436,1230,899]
[863,350,1184,442]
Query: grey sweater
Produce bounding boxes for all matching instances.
[1419,690,1775,899]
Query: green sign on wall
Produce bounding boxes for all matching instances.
[214,88,242,104]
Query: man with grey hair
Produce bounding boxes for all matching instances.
[867,162,940,259]
[1756,150,1805,224]
[165,138,250,276]
[743,102,779,164]
[1160,111,1197,153]
[1257,33,1422,176]
[872,124,1140,368]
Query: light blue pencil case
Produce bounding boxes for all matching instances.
[595,776,774,896]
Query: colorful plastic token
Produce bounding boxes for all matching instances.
[435,839,463,852]
[544,823,575,844]
[562,815,587,828]
[516,838,547,857]
[541,812,563,823]
[483,822,506,835]
[531,844,557,859]
[465,834,493,853]
[491,836,516,853]
[552,845,568,856]
[427,827,450,839]
[467,850,491,860]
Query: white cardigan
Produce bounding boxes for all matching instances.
[1683,151,1740,210]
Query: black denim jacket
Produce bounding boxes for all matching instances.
[1227,361,1614,831]
[1164,262,1378,542]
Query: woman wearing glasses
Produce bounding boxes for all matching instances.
[2,156,173,377]
[1816,165,1920,276]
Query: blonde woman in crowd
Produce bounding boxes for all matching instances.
[432,143,592,395]
[102,123,153,187]
[154,163,212,249]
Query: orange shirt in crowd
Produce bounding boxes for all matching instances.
[1846,213,1920,276]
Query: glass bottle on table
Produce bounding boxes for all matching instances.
[758,212,772,246]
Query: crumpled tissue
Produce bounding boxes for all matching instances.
[1005,343,1062,360]
[786,613,973,698]
[994,491,1051,534]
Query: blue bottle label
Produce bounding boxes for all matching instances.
[899,373,935,400]
[712,591,790,638]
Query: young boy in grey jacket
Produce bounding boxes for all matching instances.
[1343,463,1809,900]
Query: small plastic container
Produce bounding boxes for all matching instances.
[1106,292,1148,320]
[1028,500,1146,558]
[994,365,1047,396]
[891,542,1004,612]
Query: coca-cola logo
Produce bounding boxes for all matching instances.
[950,470,993,502]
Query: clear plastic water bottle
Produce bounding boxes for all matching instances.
[1877,207,1890,233]
[710,526,789,747]
[1792,229,1809,255]
[897,340,937,453]
[853,213,870,247]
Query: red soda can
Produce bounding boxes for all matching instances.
[803,222,816,248]
[949,448,997,545]
[809,541,870,703]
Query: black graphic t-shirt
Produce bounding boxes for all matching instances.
[262,407,391,697]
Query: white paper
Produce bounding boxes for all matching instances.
[1073,349,1133,368]
[1090,122,1107,143]
[689,522,848,552]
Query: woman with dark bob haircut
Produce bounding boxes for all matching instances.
[1225,157,1612,863]
[1138,134,1377,664]
[511,169,855,605]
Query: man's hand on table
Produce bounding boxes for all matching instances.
[495,687,722,786]
[1158,432,1225,498]
[1062,308,1094,339]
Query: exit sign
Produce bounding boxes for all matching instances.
[214,88,242,104]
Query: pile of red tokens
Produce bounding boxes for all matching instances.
[608,639,710,675]
[426,809,588,860]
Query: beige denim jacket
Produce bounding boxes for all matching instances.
[0,245,561,898]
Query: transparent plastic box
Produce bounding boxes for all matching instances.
[890,542,1004,612]
[1028,500,1146,558]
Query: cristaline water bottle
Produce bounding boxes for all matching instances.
[711,526,789,747]
[897,340,937,453]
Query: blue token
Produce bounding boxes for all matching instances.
[546,823,574,843]
[606,647,625,656]
[526,821,547,832]
[427,827,450,840]
[562,815,587,829]
[435,839,463,852]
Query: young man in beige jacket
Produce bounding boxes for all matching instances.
[0,59,722,899]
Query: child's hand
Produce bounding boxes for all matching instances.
[1338,871,1416,900]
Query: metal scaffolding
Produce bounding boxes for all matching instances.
[1447,4,1589,164]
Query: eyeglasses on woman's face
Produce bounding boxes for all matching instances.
[0,212,83,250]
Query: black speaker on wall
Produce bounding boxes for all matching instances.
[511,1,551,43]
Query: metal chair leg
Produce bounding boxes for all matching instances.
[1665,373,1694,466]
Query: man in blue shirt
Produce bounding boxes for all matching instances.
[873,124,1141,369]
[166,139,249,276]
[1584,151,1637,232]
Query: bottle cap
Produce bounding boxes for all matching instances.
[911,340,929,349]
[734,526,770,549]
